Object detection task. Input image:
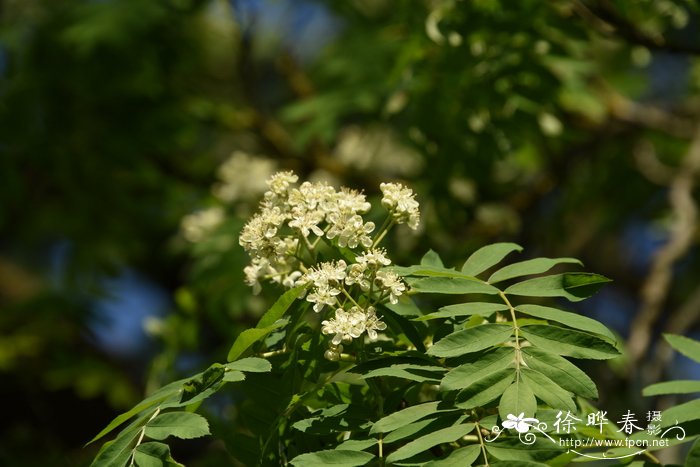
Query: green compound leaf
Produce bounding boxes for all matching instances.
[441,347,514,392]
[416,302,509,321]
[385,423,475,463]
[407,276,500,295]
[643,380,700,396]
[427,324,512,358]
[516,304,615,341]
[664,334,700,363]
[424,444,481,466]
[521,347,598,399]
[227,285,306,362]
[144,412,210,440]
[87,375,192,445]
[289,450,375,466]
[505,273,611,302]
[461,243,523,277]
[520,325,620,360]
[134,442,184,467]
[90,424,141,467]
[456,368,515,409]
[521,368,576,413]
[370,402,456,434]
[499,378,537,421]
[488,257,582,284]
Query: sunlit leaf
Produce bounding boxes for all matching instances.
[521,347,598,399]
[416,302,508,321]
[385,423,475,462]
[144,412,210,440]
[516,304,615,341]
[642,380,700,396]
[505,273,611,302]
[408,276,499,295]
[488,257,582,283]
[664,334,700,363]
[521,369,576,413]
[428,324,512,358]
[441,347,514,392]
[520,325,620,359]
[290,450,375,466]
[461,243,523,277]
[499,378,537,420]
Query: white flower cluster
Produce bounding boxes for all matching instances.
[181,207,224,243]
[380,182,421,230]
[321,306,387,360]
[240,171,420,358]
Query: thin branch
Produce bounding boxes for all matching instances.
[628,124,700,369]
[573,0,700,56]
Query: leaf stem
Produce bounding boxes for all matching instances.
[129,407,161,466]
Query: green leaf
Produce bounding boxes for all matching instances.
[664,334,700,363]
[424,444,481,466]
[225,357,272,373]
[441,347,514,392]
[227,285,306,361]
[134,442,184,467]
[384,294,422,317]
[416,302,509,321]
[427,324,512,358]
[643,380,700,396]
[461,243,523,276]
[222,370,245,382]
[521,347,598,399]
[227,322,286,362]
[290,450,374,466]
[488,257,582,284]
[685,438,700,466]
[179,363,225,404]
[499,378,537,420]
[87,378,186,445]
[90,424,141,467]
[486,437,562,462]
[370,402,455,434]
[661,398,700,427]
[521,369,576,413]
[144,412,210,440]
[456,368,515,409]
[335,439,378,451]
[505,273,611,302]
[380,304,426,353]
[408,276,499,295]
[360,364,445,383]
[421,249,445,268]
[516,304,615,341]
[520,325,620,359]
[385,423,475,462]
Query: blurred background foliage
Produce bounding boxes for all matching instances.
[2,0,700,465]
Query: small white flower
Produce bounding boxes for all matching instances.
[356,248,392,267]
[306,284,341,313]
[266,171,298,196]
[345,263,370,291]
[502,413,539,433]
[375,270,406,304]
[363,306,387,341]
[322,307,366,345]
